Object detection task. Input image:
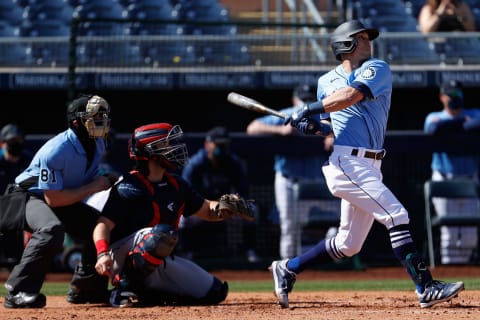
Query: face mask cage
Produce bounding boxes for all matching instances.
[144,125,189,168]
[76,95,111,138]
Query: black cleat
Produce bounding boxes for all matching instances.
[4,292,46,308]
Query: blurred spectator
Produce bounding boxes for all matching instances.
[418,0,476,33]
[0,123,33,266]
[246,84,332,259]
[180,126,259,263]
[424,80,480,264]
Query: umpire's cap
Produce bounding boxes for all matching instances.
[330,20,379,61]
[67,95,91,123]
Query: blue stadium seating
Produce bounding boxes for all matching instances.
[0,0,24,26]
[20,21,70,66]
[0,22,33,66]
[355,1,442,64]
[73,1,126,20]
[23,0,74,24]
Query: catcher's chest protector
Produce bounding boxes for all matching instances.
[130,170,184,229]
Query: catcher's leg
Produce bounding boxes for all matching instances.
[139,276,228,306]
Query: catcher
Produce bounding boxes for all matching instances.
[90,123,255,307]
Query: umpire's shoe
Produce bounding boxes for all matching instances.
[417,280,464,308]
[4,292,46,308]
[269,259,296,308]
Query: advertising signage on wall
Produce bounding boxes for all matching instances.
[3,70,480,90]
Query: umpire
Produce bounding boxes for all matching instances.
[3,95,116,308]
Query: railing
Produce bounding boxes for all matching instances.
[1,20,480,92]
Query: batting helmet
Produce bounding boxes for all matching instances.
[330,20,379,61]
[67,95,111,138]
[128,123,188,171]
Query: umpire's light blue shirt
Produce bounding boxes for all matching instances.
[16,128,105,195]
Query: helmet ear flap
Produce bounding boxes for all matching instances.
[129,134,144,160]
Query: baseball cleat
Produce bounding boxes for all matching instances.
[417,280,464,308]
[4,292,46,308]
[269,259,296,308]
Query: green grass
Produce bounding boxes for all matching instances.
[1,278,479,296]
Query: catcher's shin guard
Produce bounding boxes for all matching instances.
[198,277,228,305]
[138,277,228,306]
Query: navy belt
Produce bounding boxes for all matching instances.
[351,149,386,160]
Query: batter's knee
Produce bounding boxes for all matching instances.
[334,236,362,257]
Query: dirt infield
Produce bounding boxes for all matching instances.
[2,266,480,320]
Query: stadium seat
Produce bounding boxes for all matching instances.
[198,41,250,65]
[0,22,33,66]
[0,0,24,26]
[362,16,441,64]
[126,1,176,21]
[355,0,409,18]
[73,1,126,20]
[23,0,74,25]
[21,21,70,67]
[125,0,178,35]
[434,37,480,65]
[138,41,196,66]
[76,41,141,66]
[424,179,480,268]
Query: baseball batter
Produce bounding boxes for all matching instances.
[246,84,328,259]
[91,123,254,307]
[269,20,464,309]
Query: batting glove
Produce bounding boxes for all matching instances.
[295,118,333,136]
[284,104,311,126]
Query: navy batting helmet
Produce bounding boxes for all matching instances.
[128,123,188,171]
[330,20,379,61]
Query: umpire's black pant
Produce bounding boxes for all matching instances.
[5,195,99,294]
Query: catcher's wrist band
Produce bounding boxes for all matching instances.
[95,239,109,255]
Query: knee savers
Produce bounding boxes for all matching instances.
[129,224,178,276]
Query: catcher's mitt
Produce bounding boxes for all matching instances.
[214,194,256,222]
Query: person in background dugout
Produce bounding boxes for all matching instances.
[2,95,117,308]
[247,84,333,260]
[180,126,259,263]
[424,79,480,264]
[268,19,464,309]
[418,0,476,33]
[0,124,33,266]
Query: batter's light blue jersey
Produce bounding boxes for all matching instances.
[257,106,325,179]
[318,58,392,149]
[16,128,106,195]
[424,108,480,176]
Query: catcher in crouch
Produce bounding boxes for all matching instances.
[90,123,255,307]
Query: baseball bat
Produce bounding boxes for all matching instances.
[227,92,287,119]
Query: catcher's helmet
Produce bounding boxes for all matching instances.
[330,20,379,61]
[128,123,188,171]
[67,95,111,138]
